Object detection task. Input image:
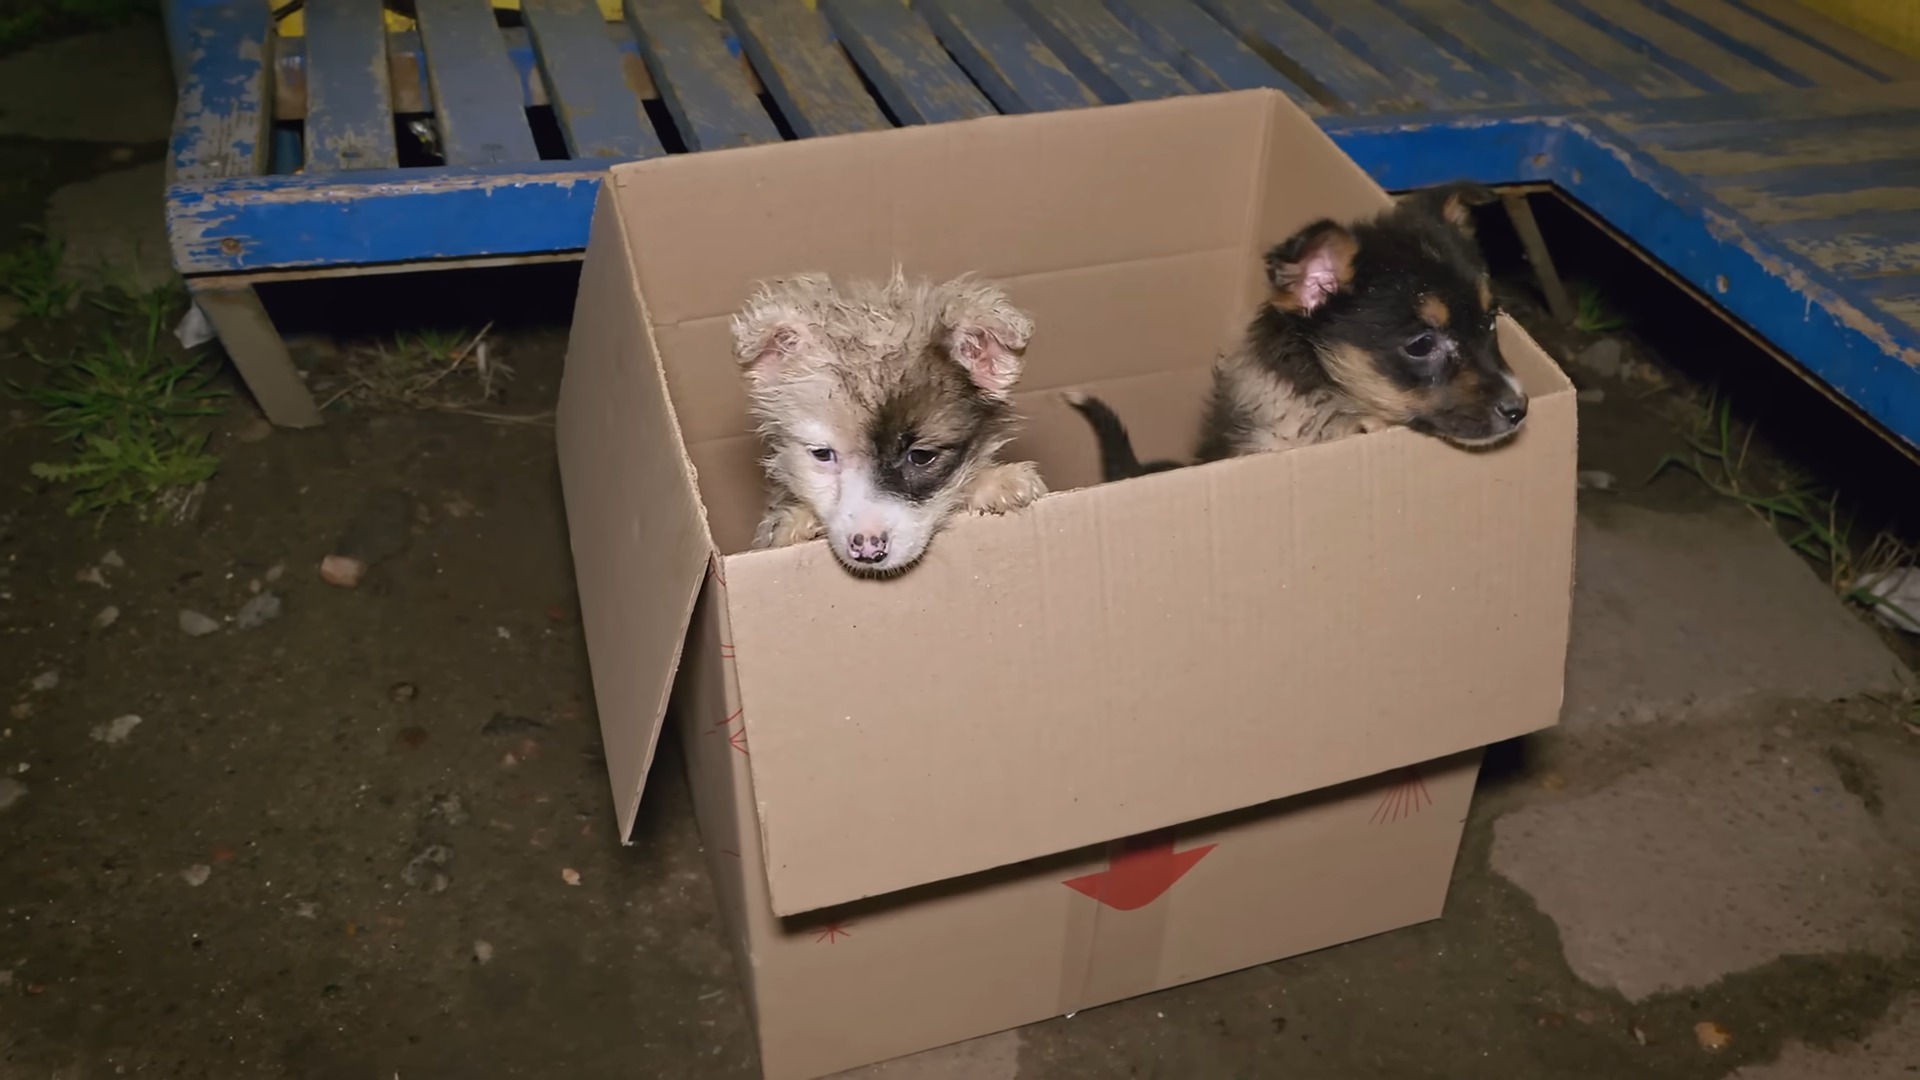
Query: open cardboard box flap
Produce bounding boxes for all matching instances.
[557,90,1577,918]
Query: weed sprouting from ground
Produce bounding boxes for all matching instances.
[0,229,77,317]
[1571,282,1627,334]
[10,285,228,526]
[316,322,519,415]
[1650,388,1917,628]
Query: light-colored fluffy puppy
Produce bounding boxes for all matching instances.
[732,268,1047,577]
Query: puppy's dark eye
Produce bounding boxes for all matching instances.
[809,447,836,463]
[906,447,940,468]
[1403,332,1438,359]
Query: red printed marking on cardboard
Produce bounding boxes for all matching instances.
[1369,767,1432,824]
[1063,830,1215,912]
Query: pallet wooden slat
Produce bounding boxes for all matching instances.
[1703,156,1920,205]
[1723,0,1920,82]
[1000,0,1193,105]
[1102,0,1322,108]
[1846,271,1920,304]
[914,0,1103,114]
[1642,119,1920,179]
[818,0,995,125]
[1596,82,1920,133]
[414,0,542,166]
[1377,0,1625,105]
[1552,0,1788,94]
[524,0,665,158]
[723,0,890,137]
[1285,0,1518,108]
[1653,0,1885,88]
[170,3,273,182]
[622,0,778,151]
[304,0,401,171]
[1474,0,1705,99]
[1192,0,1415,113]
[1770,208,1920,280]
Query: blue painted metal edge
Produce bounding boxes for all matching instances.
[1551,117,1920,453]
[165,159,616,272]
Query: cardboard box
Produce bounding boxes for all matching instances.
[556,89,1576,1079]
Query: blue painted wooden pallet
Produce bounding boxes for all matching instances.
[161,0,1920,453]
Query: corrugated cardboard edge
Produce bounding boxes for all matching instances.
[556,174,716,842]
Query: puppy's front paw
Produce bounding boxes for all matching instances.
[965,462,1048,515]
[754,504,826,549]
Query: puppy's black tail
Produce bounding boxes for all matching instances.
[1064,390,1148,483]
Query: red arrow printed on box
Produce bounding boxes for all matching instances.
[1062,831,1216,912]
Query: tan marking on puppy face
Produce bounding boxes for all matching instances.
[1319,342,1421,425]
[1477,275,1493,311]
[1419,295,1451,329]
[1440,191,1475,231]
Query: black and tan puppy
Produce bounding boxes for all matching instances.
[1067,182,1529,481]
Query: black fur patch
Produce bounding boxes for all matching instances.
[860,347,1014,503]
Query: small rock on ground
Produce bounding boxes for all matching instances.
[0,778,25,811]
[89,715,143,745]
[319,555,366,589]
[235,591,282,630]
[402,845,452,893]
[178,610,221,637]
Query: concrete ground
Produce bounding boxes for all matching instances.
[3,18,1919,1080]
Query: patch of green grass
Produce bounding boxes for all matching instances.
[1649,389,1917,628]
[10,290,227,526]
[396,327,473,369]
[0,228,77,318]
[1571,282,1627,334]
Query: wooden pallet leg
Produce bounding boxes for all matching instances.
[1501,193,1575,325]
[191,281,324,428]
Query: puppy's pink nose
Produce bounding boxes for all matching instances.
[847,531,890,564]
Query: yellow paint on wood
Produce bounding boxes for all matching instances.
[1798,0,1920,58]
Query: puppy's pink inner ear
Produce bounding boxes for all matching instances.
[1295,248,1344,314]
[951,327,1021,396]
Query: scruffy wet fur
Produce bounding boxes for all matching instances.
[733,269,1047,577]
[1067,181,1529,482]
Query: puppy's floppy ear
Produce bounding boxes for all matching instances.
[940,278,1034,400]
[1266,220,1358,316]
[1397,180,1498,237]
[730,285,813,379]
